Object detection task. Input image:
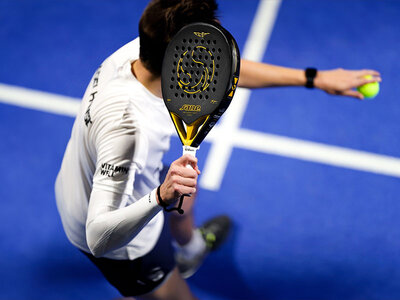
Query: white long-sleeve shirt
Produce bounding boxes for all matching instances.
[55,38,175,260]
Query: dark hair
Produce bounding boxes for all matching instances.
[139,0,218,76]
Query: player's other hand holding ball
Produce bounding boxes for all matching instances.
[314,68,381,100]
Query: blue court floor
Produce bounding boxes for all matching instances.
[0,1,400,299]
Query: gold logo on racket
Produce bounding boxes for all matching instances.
[193,32,210,38]
[177,45,215,94]
[179,104,201,112]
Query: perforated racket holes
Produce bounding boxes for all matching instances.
[169,38,221,99]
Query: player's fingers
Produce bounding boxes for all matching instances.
[357,69,381,77]
[174,183,197,196]
[169,163,198,178]
[355,76,381,88]
[162,175,197,200]
[342,89,364,100]
[171,175,197,188]
[353,70,381,83]
[181,164,199,178]
[193,165,201,175]
[178,154,199,168]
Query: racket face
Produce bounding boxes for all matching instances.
[162,22,240,147]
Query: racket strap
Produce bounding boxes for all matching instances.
[157,185,185,215]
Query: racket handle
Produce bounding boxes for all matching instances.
[181,146,198,202]
[182,146,198,169]
[182,145,198,158]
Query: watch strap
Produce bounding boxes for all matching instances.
[305,67,317,89]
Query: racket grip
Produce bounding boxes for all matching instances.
[182,145,198,157]
[182,146,198,169]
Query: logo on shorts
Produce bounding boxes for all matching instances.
[147,267,165,282]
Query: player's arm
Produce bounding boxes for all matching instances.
[238,59,381,99]
[86,155,199,258]
[84,106,194,257]
[86,187,161,257]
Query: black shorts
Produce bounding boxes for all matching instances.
[80,213,176,297]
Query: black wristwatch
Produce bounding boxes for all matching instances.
[305,67,317,89]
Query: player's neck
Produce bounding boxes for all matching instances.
[131,60,162,98]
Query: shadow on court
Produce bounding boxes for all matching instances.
[187,216,395,300]
[34,242,118,300]
[189,223,258,299]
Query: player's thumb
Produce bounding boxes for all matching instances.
[178,154,200,173]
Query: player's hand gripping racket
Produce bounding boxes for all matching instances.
[161,22,240,214]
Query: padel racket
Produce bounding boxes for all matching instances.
[161,22,240,213]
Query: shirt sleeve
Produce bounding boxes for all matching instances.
[91,102,148,195]
[86,187,162,257]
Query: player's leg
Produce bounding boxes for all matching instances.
[169,192,197,245]
[160,165,232,278]
[138,267,195,300]
[80,211,192,299]
[169,193,232,278]
[160,164,198,247]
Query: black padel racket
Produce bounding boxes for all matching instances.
[161,22,240,213]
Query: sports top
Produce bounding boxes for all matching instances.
[55,38,175,260]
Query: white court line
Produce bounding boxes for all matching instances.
[200,0,282,190]
[1,82,400,188]
[0,83,79,117]
[234,129,400,178]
